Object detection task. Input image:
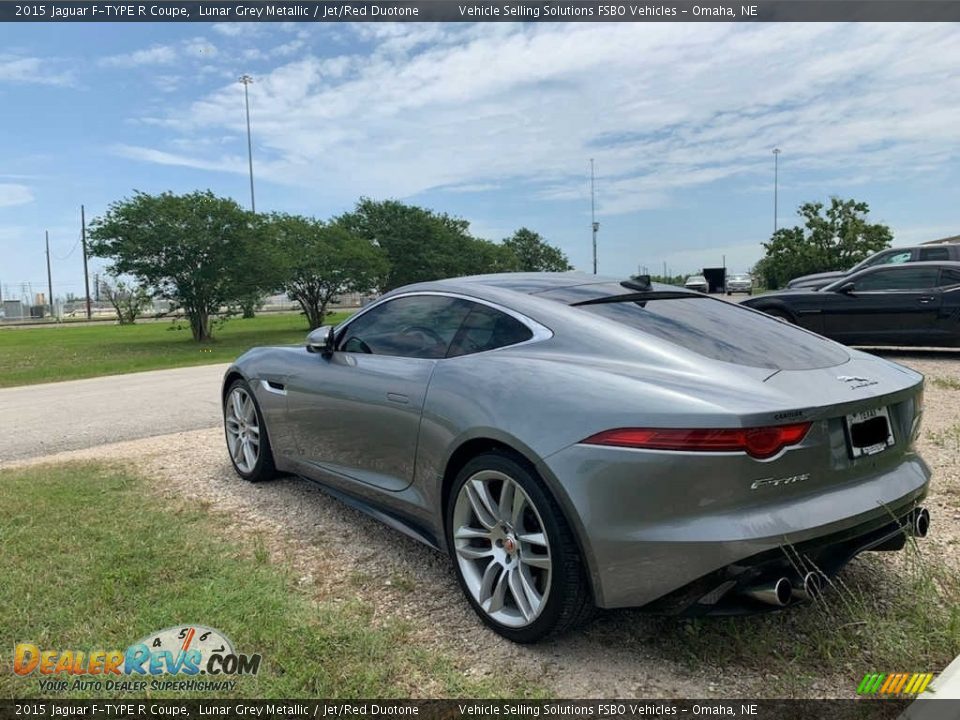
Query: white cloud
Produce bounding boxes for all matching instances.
[0,55,72,85]
[118,23,960,215]
[0,184,34,208]
[100,45,178,67]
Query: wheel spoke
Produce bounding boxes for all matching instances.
[231,439,244,465]
[484,564,509,613]
[498,480,516,523]
[466,481,498,529]
[247,424,260,438]
[518,532,547,547]
[520,554,551,570]
[507,566,534,621]
[456,545,493,561]
[477,560,502,607]
[511,488,527,527]
[517,565,543,612]
[242,440,256,470]
[455,526,491,541]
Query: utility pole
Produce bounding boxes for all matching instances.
[772,148,781,234]
[81,205,91,320]
[45,231,54,320]
[590,158,599,274]
[239,74,256,213]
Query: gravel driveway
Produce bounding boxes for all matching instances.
[4,351,958,698]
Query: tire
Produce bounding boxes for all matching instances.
[446,450,593,643]
[223,378,278,482]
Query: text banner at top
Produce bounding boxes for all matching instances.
[4,1,960,22]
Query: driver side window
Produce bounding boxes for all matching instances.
[338,295,472,359]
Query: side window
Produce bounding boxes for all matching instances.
[919,247,950,261]
[446,303,534,358]
[939,269,960,288]
[879,251,912,265]
[338,295,471,359]
[854,268,940,291]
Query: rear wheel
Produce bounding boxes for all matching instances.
[447,451,592,642]
[223,379,278,482]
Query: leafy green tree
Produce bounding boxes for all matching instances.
[268,214,388,329]
[754,198,893,289]
[502,228,573,272]
[88,191,268,341]
[338,198,509,289]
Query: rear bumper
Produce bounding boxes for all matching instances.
[541,446,931,609]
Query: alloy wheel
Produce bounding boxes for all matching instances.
[225,387,260,474]
[452,470,552,628]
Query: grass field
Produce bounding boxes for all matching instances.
[0,462,542,699]
[0,312,351,388]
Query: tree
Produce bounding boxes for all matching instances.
[753,198,893,289]
[502,228,573,271]
[339,198,507,290]
[88,191,270,341]
[268,214,388,329]
[99,278,151,325]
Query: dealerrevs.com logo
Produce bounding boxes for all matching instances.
[13,625,261,693]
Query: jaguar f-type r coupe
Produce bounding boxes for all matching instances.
[222,272,931,642]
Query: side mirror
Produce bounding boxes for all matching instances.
[836,281,856,294]
[306,325,335,354]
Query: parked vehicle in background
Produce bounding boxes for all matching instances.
[743,261,960,347]
[786,243,960,290]
[726,274,753,295]
[222,272,930,642]
[684,274,709,293]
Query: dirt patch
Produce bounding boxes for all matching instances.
[5,352,958,698]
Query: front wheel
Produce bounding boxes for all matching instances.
[447,451,592,642]
[223,379,278,482]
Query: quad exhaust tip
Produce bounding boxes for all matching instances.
[743,577,792,607]
[793,571,824,602]
[913,507,930,538]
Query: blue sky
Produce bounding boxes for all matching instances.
[2,22,959,302]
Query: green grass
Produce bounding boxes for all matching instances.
[931,376,960,391]
[0,462,544,699]
[0,312,351,388]
[929,422,960,452]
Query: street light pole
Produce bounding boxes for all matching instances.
[772,148,781,234]
[590,158,599,274]
[239,74,256,213]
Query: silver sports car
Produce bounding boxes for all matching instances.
[222,272,931,642]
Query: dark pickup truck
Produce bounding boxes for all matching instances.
[786,243,960,289]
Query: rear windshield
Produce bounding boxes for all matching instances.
[542,286,848,370]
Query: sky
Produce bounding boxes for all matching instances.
[2,21,959,303]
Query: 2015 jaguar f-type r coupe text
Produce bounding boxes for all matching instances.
[222,273,931,642]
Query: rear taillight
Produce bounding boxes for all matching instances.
[582,423,812,460]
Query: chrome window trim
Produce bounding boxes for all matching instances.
[333,290,554,358]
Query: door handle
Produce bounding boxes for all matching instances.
[386,392,409,404]
[918,296,936,304]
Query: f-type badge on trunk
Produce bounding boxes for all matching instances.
[750,472,811,491]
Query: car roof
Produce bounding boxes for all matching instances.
[856,260,960,271]
[389,272,698,304]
